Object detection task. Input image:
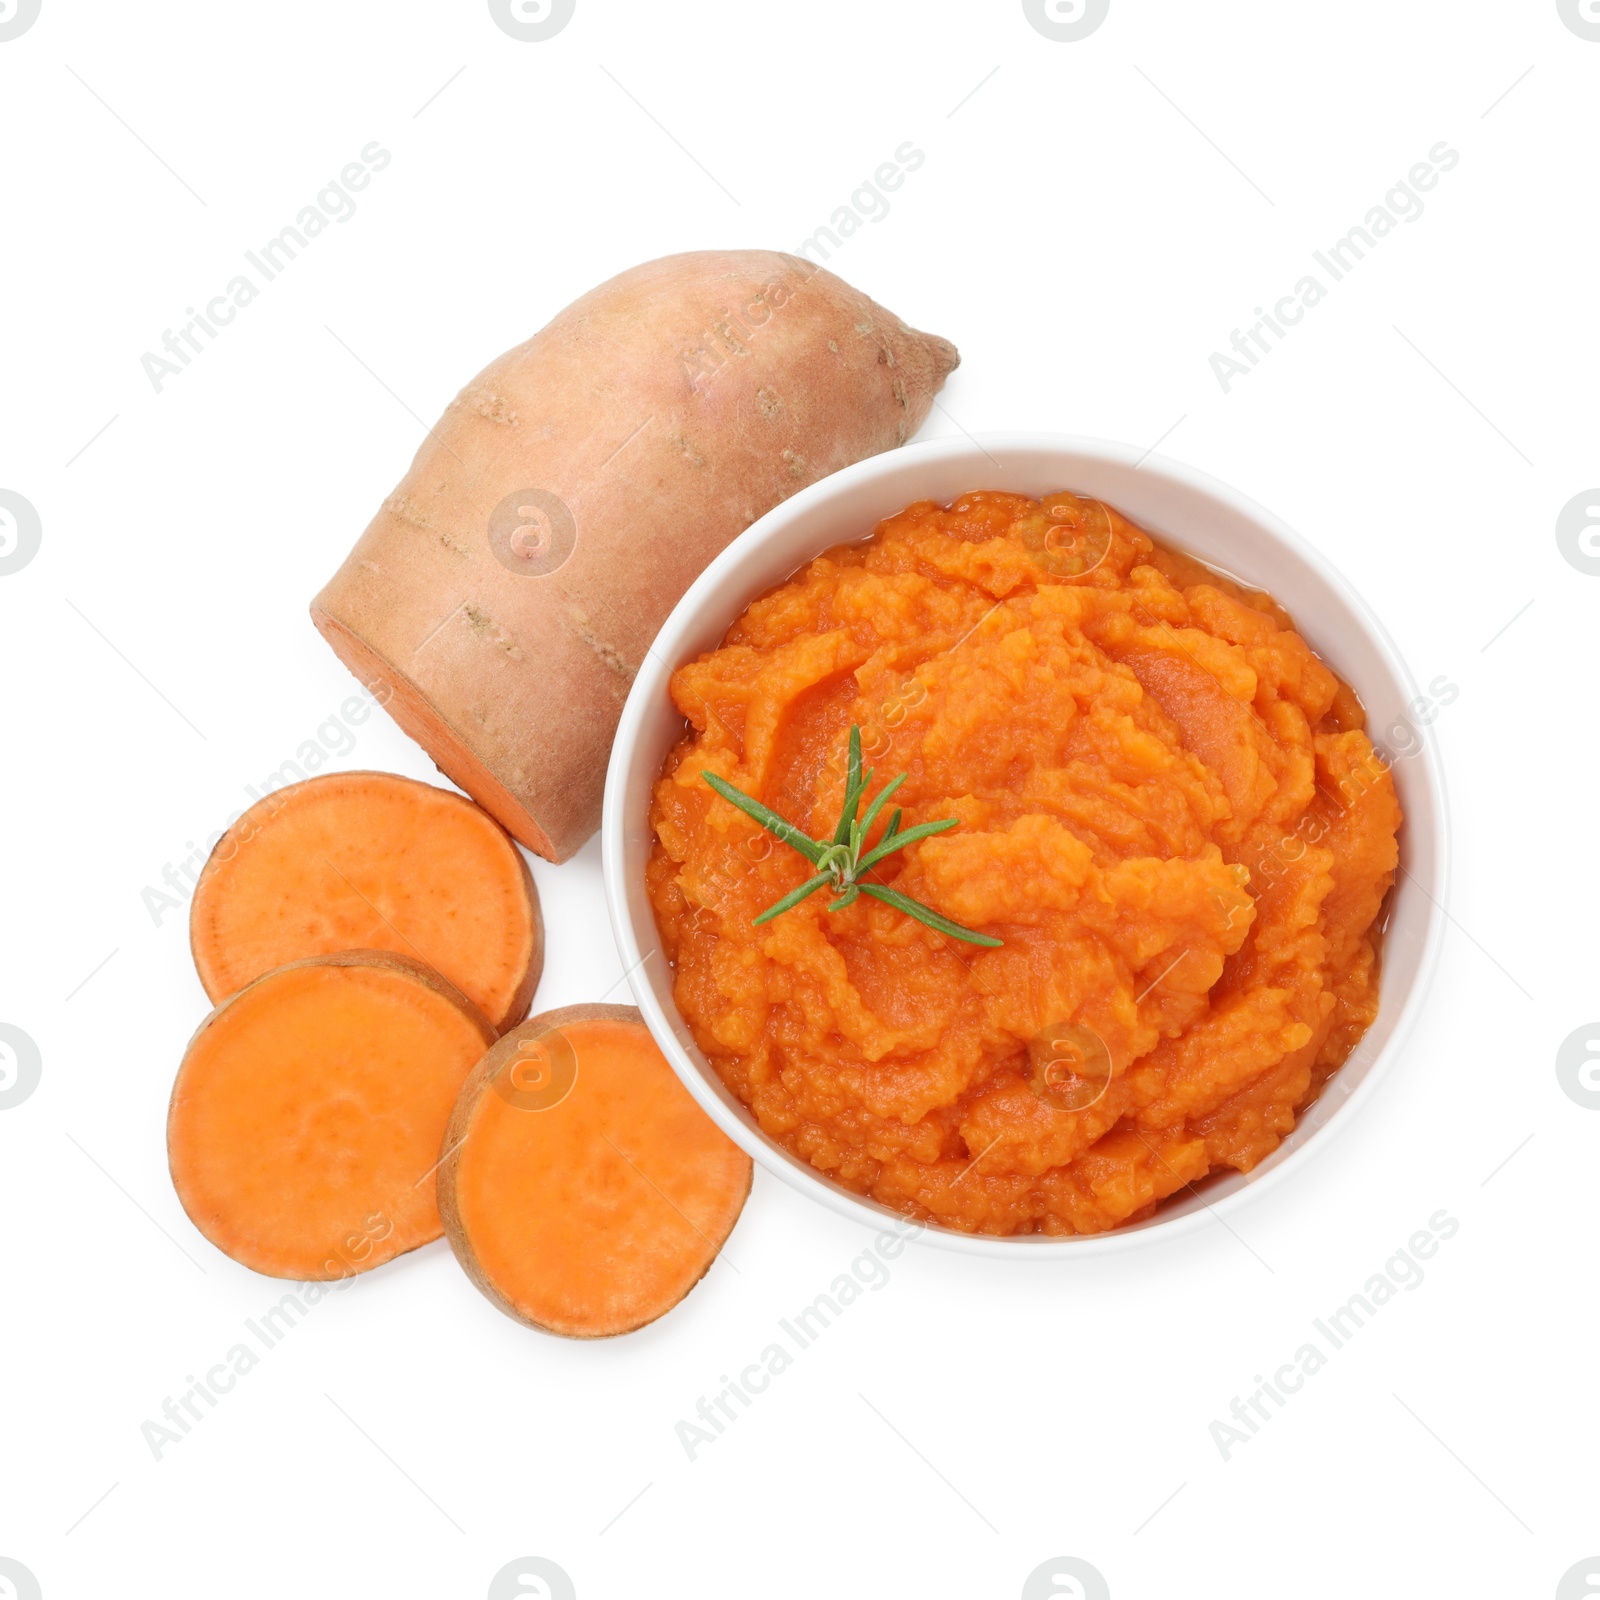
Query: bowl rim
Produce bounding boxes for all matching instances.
[601,431,1450,1258]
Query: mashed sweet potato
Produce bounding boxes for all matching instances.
[646,491,1400,1236]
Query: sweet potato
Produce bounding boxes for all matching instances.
[169,951,497,1279]
[311,250,959,861]
[190,771,541,1031]
[438,1005,751,1337]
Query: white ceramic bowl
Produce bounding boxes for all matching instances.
[602,434,1448,1257]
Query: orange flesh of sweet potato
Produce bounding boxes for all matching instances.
[189,771,541,1032]
[168,952,497,1279]
[311,249,960,862]
[438,1005,752,1337]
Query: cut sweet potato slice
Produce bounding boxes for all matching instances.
[169,951,497,1279]
[439,1005,752,1337]
[190,771,541,1031]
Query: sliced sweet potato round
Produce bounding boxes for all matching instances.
[439,1005,752,1337]
[189,770,542,1032]
[169,951,497,1279]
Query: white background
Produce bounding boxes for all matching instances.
[1,2,1594,1597]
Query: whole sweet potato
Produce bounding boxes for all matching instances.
[311,250,958,861]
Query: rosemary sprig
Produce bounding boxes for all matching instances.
[701,725,1002,948]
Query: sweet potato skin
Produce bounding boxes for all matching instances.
[311,250,959,861]
[438,1004,751,1337]
[169,951,497,1280]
